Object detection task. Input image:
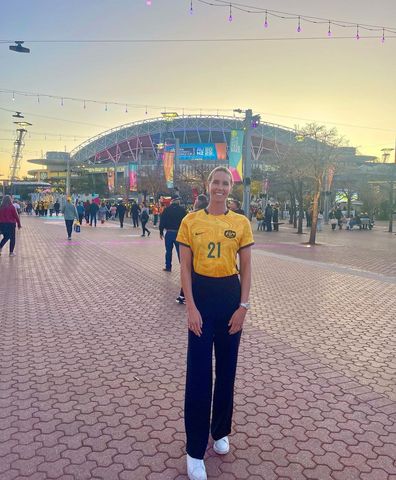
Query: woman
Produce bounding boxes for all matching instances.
[177,166,253,480]
[140,204,151,237]
[98,202,108,224]
[0,195,22,257]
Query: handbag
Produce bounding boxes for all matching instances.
[73,222,81,233]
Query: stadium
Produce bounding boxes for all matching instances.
[26,115,373,196]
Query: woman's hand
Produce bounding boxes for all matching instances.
[228,307,247,334]
[187,305,203,337]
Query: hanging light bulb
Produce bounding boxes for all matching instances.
[228,3,232,22]
[297,16,301,33]
[12,91,15,101]
[61,97,64,106]
[83,100,86,109]
[264,10,268,28]
[327,21,332,37]
[356,24,360,40]
[381,28,385,43]
[125,104,128,113]
[145,105,148,115]
[190,0,193,15]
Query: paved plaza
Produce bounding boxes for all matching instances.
[1,215,395,480]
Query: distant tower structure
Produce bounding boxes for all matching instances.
[9,127,28,182]
[9,112,32,183]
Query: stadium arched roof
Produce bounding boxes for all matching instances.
[70,115,297,166]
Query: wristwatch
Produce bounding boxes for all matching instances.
[240,302,250,310]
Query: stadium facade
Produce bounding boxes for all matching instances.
[27,115,375,193]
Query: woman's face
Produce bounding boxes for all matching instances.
[208,171,232,205]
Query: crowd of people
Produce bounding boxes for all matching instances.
[328,207,374,231]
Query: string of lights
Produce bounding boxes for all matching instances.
[1,35,395,45]
[0,88,234,116]
[190,0,396,41]
[1,90,393,135]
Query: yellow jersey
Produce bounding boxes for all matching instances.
[177,209,254,278]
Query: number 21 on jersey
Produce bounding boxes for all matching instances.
[207,242,221,258]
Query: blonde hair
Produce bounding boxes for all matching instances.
[207,166,234,185]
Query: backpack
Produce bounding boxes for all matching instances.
[141,210,149,221]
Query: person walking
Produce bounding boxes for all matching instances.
[76,202,85,225]
[152,204,160,227]
[98,202,108,224]
[177,166,253,480]
[329,208,337,230]
[272,204,279,231]
[131,201,140,227]
[48,200,55,216]
[116,200,126,228]
[89,200,99,227]
[317,210,324,232]
[335,206,343,230]
[26,201,33,216]
[264,203,273,232]
[140,204,151,237]
[54,199,61,216]
[0,195,22,257]
[256,208,264,231]
[159,194,187,272]
[84,200,90,224]
[62,197,78,240]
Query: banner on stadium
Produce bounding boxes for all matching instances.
[163,151,174,188]
[164,143,227,161]
[107,169,115,192]
[129,163,138,192]
[228,130,244,182]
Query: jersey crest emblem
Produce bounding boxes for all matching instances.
[224,230,236,239]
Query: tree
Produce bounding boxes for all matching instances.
[294,124,345,245]
[177,163,212,195]
[273,137,312,234]
[359,160,396,232]
[138,166,167,200]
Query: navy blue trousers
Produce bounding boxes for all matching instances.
[185,273,241,459]
[165,230,180,270]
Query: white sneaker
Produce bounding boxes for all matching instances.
[9,252,16,257]
[213,436,229,455]
[187,454,207,480]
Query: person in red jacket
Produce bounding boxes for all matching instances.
[0,195,22,257]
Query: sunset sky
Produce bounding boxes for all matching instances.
[1,0,395,178]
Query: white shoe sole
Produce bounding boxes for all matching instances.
[213,438,230,455]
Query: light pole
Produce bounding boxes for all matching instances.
[233,108,260,216]
[381,148,395,233]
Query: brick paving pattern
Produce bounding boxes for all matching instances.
[0,216,395,479]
